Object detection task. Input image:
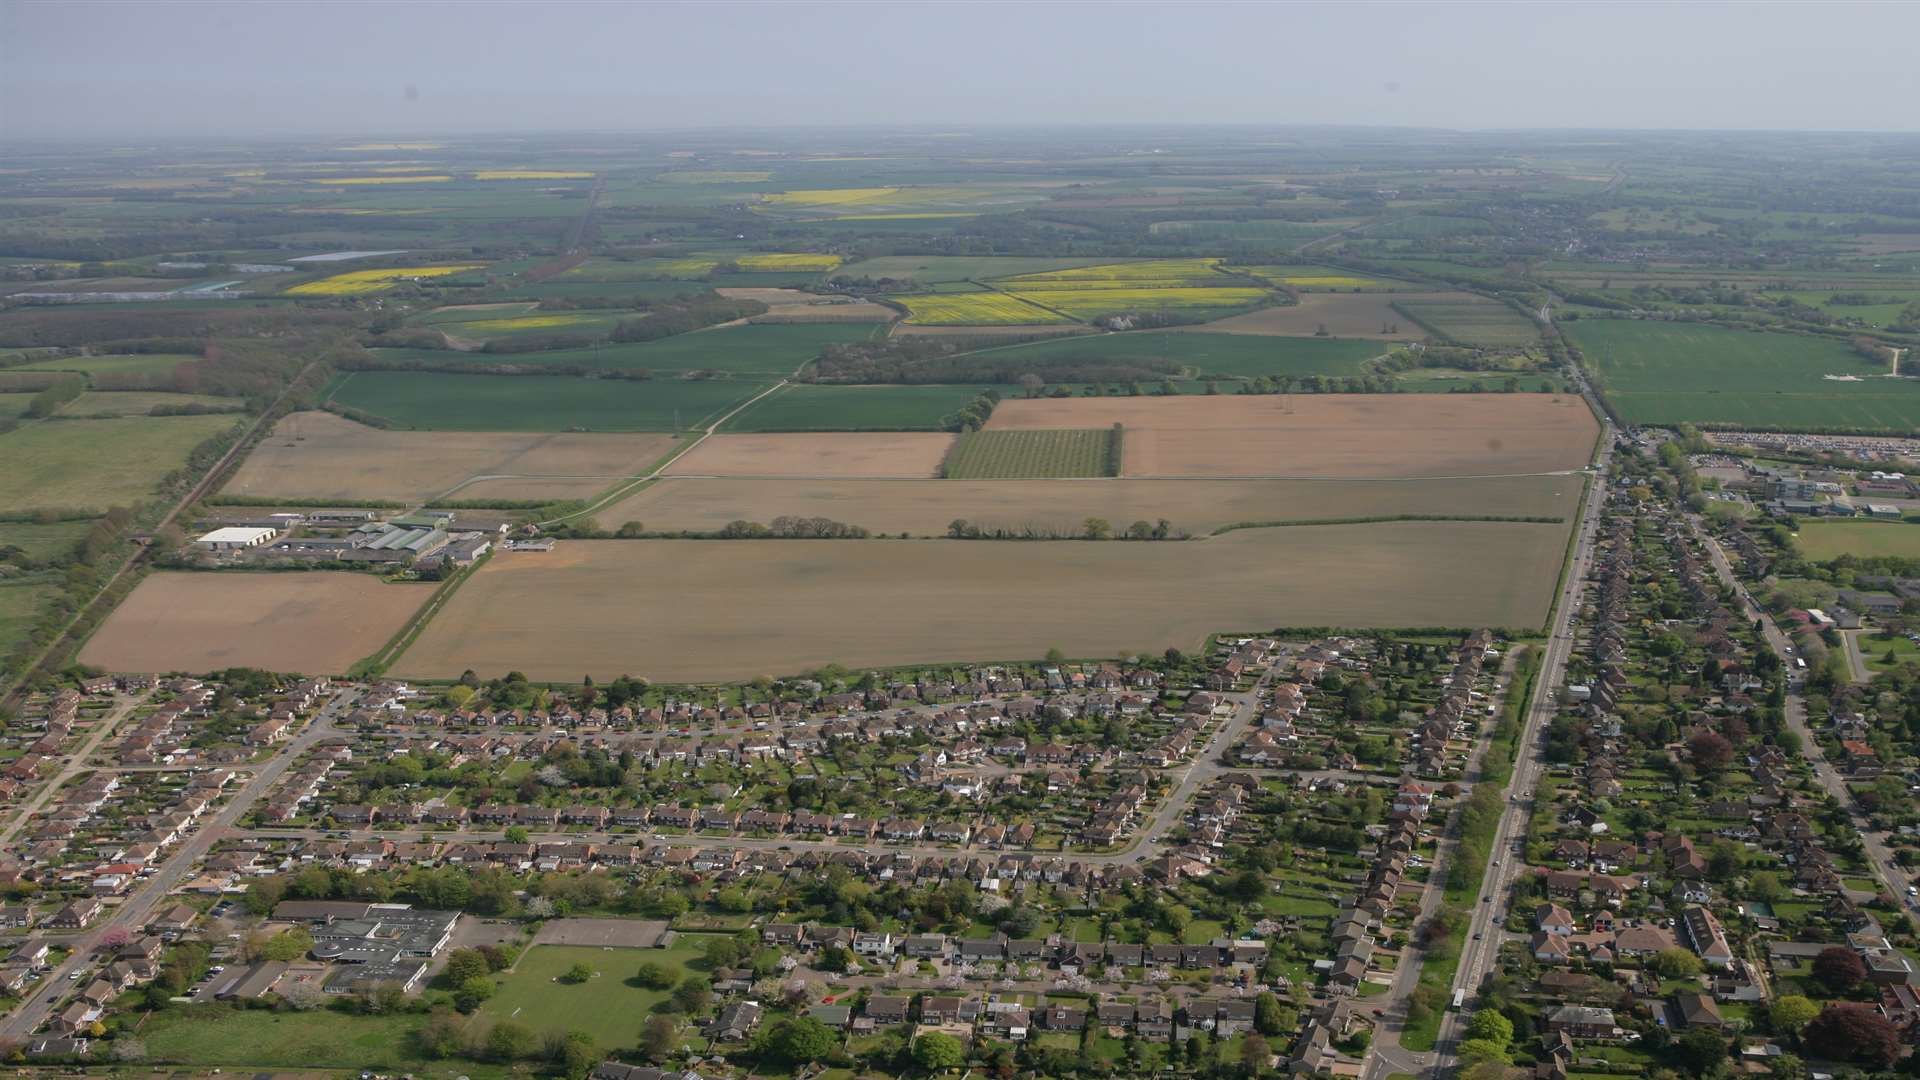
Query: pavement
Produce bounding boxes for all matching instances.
[0,687,359,1038]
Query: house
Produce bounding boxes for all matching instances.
[866,994,912,1024]
[47,897,104,929]
[1669,992,1726,1030]
[1536,903,1577,936]
[1544,1005,1618,1040]
[706,1000,762,1041]
[1680,906,1734,968]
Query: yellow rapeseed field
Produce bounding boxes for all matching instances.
[761,187,901,207]
[286,265,484,297]
[889,292,1070,326]
[1230,265,1391,290]
[999,258,1224,286]
[1001,286,1268,320]
[453,314,601,333]
[735,253,842,271]
[312,175,453,185]
[474,170,594,180]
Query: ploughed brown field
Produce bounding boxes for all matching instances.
[602,474,1581,536]
[1185,292,1431,339]
[396,523,1568,682]
[663,432,957,478]
[713,287,897,322]
[79,572,433,675]
[984,393,1597,478]
[224,411,680,503]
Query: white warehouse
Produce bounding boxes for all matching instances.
[194,526,278,552]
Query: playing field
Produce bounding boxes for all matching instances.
[984,393,1598,479]
[1391,295,1539,346]
[0,413,242,513]
[599,474,1583,537]
[1794,519,1920,560]
[396,523,1569,681]
[324,371,773,431]
[224,410,680,503]
[664,431,957,478]
[80,572,433,675]
[941,428,1116,478]
[1187,293,1436,340]
[722,383,996,432]
[1567,320,1920,431]
[479,942,703,1049]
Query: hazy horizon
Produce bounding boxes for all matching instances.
[5,0,1919,140]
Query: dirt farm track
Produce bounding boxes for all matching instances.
[395,524,1569,683]
[79,572,433,675]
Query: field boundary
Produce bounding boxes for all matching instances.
[350,552,490,678]
[1208,513,1565,537]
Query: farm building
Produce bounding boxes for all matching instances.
[194,526,278,551]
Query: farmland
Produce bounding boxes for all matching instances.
[1231,265,1404,290]
[1566,319,1920,430]
[396,522,1570,682]
[1390,294,1540,345]
[1001,284,1270,321]
[1794,519,1920,561]
[285,264,484,296]
[1187,293,1428,339]
[722,383,996,432]
[664,432,956,478]
[836,255,1136,283]
[601,473,1583,538]
[959,330,1385,379]
[985,393,1598,479]
[323,371,773,432]
[941,428,1118,479]
[0,413,241,513]
[79,571,433,675]
[889,290,1071,325]
[224,410,680,503]
[374,322,877,375]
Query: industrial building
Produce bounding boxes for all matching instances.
[194,526,278,551]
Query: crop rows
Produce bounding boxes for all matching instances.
[941,427,1117,479]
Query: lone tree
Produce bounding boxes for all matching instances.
[1803,1003,1901,1068]
[1812,945,1866,992]
[913,1032,966,1071]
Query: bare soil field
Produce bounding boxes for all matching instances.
[396,523,1568,682]
[1185,292,1436,339]
[80,572,432,675]
[715,287,897,322]
[985,393,1597,478]
[602,474,1580,536]
[663,431,957,478]
[225,411,680,503]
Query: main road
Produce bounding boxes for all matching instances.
[1428,420,1613,1070]
[0,687,360,1038]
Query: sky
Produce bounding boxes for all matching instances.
[4,0,1919,139]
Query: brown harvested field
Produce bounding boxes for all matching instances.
[602,474,1581,536]
[1185,292,1435,339]
[985,393,1597,479]
[715,287,896,322]
[79,572,432,675]
[664,431,956,478]
[225,411,680,503]
[396,523,1568,682]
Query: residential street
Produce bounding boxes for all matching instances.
[0,689,151,847]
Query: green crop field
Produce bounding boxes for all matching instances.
[18,352,202,376]
[1794,519,1920,560]
[724,383,998,432]
[375,323,875,375]
[1567,319,1920,431]
[966,331,1384,379]
[0,413,241,513]
[324,371,773,432]
[1391,295,1539,345]
[0,520,90,562]
[0,580,56,659]
[479,942,704,1049]
[942,427,1116,478]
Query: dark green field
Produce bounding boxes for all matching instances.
[723,383,997,432]
[1567,319,1920,431]
[964,331,1385,379]
[372,322,875,375]
[324,371,773,432]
